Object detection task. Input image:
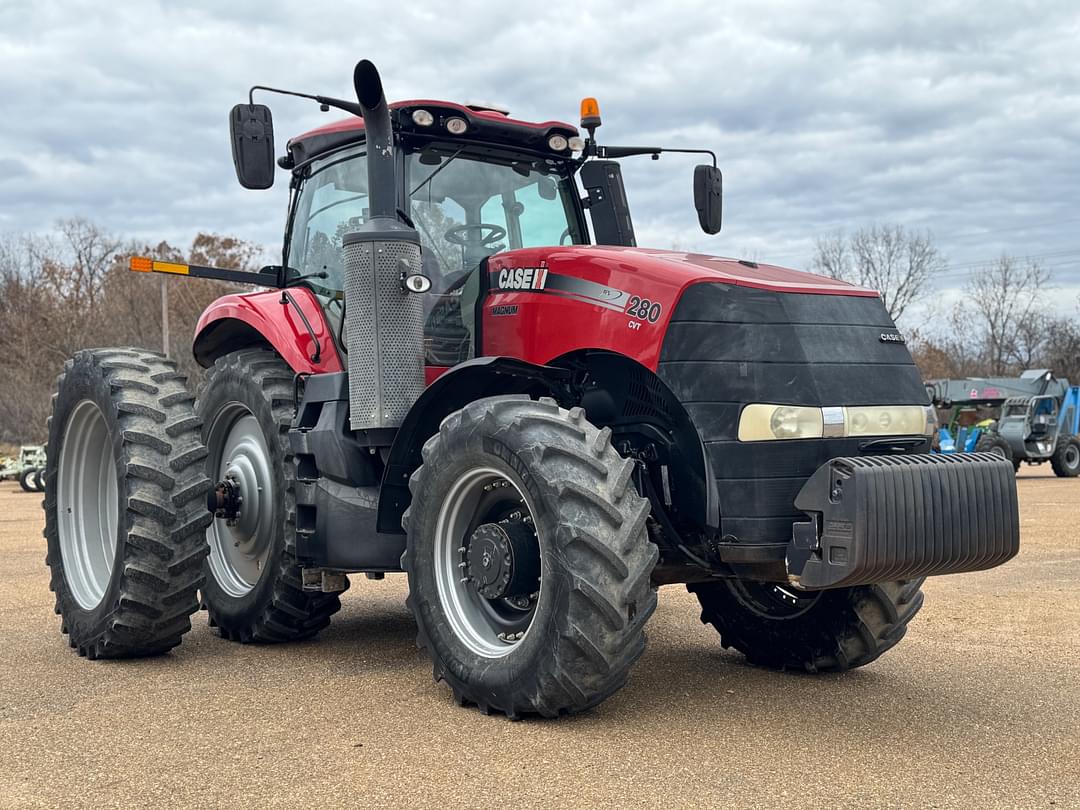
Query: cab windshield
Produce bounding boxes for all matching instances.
[406,147,582,291]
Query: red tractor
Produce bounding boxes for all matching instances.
[43,61,1020,717]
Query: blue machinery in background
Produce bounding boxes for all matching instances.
[926,369,1080,477]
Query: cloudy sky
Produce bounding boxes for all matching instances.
[1,0,1078,319]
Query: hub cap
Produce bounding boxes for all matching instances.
[57,400,119,611]
[434,467,542,658]
[1066,444,1080,470]
[206,404,274,597]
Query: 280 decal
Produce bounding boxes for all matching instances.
[624,295,662,323]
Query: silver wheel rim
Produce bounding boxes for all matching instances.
[206,404,274,597]
[433,467,541,658]
[1067,444,1080,469]
[57,400,119,611]
[989,445,1007,459]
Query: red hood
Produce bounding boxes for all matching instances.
[494,246,878,297]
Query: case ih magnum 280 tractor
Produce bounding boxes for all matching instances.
[43,61,1020,717]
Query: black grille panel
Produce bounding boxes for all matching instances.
[658,282,930,543]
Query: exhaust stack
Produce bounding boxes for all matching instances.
[342,59,425,432]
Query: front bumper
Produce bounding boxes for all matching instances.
[787,453,1019,589]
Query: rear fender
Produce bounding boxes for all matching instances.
[193,288,343,374]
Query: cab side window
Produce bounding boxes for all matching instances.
[287,148,369,291]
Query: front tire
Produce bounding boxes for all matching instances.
[18,467,35,492]
[1050,436,1080,478]
[975,433,1014,468]
[689,578,925,672]
[195,349,344,643]
[403,396,658,717]
[44,348,212,658]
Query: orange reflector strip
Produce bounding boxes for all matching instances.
[128,257,189,275]
[153,261,189,275]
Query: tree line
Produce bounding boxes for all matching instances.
[1,218,1077,443]
[0,219,260,443]
[813,224,1080,383]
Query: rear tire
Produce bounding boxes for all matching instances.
[1051,436,1080,478]
[403,396,658,717]
[195,349,344,643]
[43,348,212,658]
[975,433,1013,467]
[689,578,925,672]
[32,467,45,492]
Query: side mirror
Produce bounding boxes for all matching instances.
[229,103,276,189]
[693,165,723,234]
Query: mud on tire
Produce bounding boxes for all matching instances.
[689,578,925,672]
[402,396,658,718]
[196,349,344,643]
[44,348,212,658]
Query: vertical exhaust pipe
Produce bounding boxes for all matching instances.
[352,59,398,222]
[342,60,425,432]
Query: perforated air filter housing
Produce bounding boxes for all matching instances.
[342,227,425,431]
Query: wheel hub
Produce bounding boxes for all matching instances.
[207,476,243,524]
[464,518,540,600]
[205,408,275,597]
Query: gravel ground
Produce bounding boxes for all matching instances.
[1,466,1077,809]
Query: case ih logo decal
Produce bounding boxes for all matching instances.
[497,265,548,290]
[488,266,632,314]
[879,332,906,344]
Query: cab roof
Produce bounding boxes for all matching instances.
[286,100,579,167]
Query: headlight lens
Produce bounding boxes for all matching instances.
[445,117,468,135]
[738,404,935,441]
[547,134,569,151]
[411,109,434,127]
[844,406,928,437]
[738,404,823,441]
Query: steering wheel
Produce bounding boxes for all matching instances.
[444,223,507,247]
[559,227,572,246]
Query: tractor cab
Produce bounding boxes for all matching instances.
[283,119,587,365]
[998,395,1061,459]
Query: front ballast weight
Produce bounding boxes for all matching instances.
[787,452,1020,590]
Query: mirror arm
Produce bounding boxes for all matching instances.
[595,145,717,168]
[249,85,364,118]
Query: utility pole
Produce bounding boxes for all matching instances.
[161,275,170,356]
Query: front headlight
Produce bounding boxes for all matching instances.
[844,406,930,437]
[738,403,935,441]
[738,404,824,441]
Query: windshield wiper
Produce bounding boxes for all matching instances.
[409,147,466,197]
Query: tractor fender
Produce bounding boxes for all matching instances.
[376,356,571,534]
[192,288,343,374]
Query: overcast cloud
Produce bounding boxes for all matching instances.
[1,0,1078,315]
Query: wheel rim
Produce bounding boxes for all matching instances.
[988,445,1007,459]
[205,403,275,597]
[1067,444,1080,470]
[57,400,119,611]
[730,579,821,619]
[433,466,542,658]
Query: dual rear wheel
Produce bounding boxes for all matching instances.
[43,350,926,714]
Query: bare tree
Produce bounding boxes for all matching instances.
[0,222,260,442]
[964,254,1050,376]
[812,224,944,322]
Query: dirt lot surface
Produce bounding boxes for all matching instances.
[1,467,1077,809]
